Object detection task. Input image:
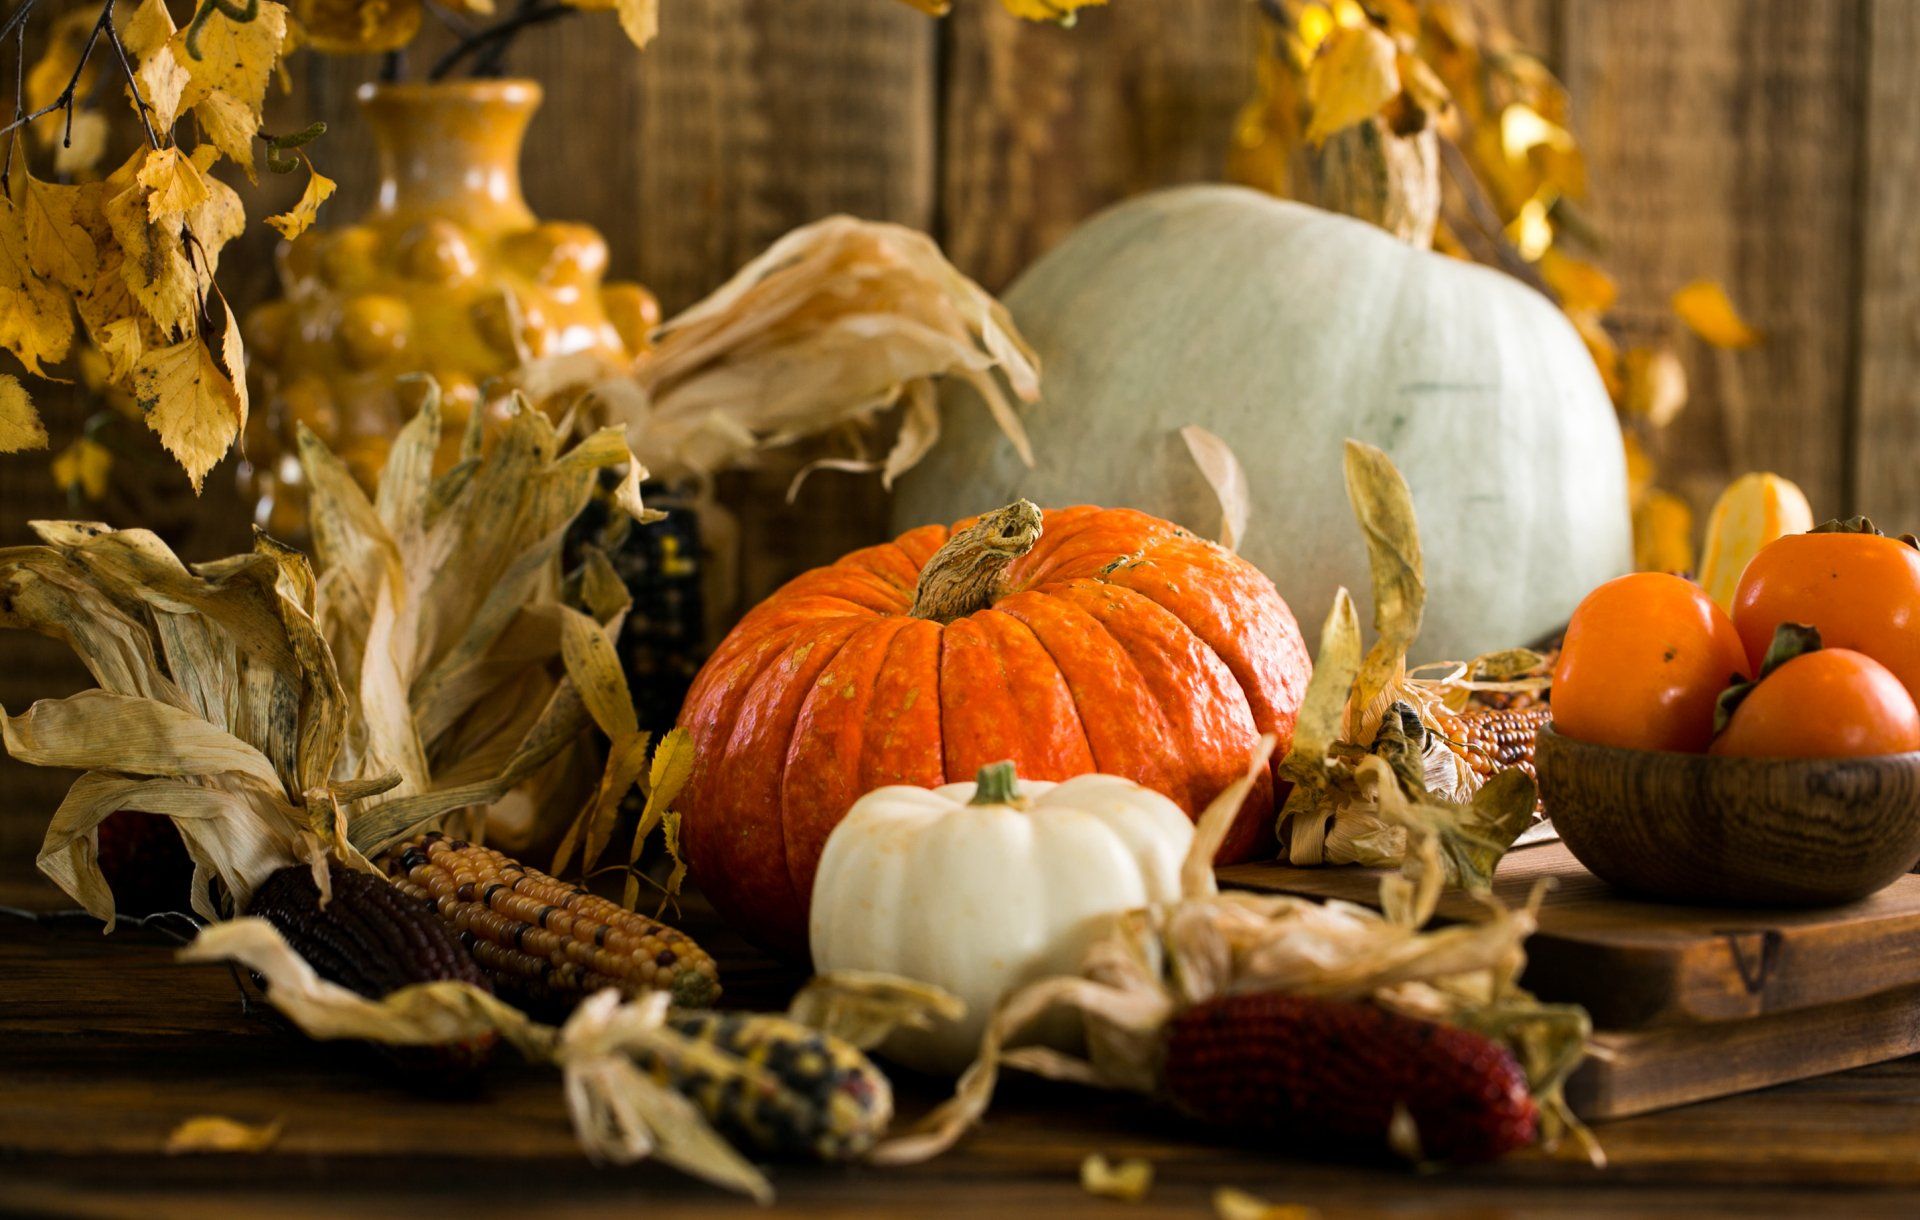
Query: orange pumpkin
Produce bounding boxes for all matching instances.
[676,501,1313,956]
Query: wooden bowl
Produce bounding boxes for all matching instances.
[1535,725,1920,907]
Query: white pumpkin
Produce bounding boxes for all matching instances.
[808,761,1193,1075]
[893,184,1633,660]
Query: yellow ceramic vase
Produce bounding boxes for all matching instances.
[243,79,656,535]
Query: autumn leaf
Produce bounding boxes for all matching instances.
[130,335,246,492]
[999,0,1107,21]
[53,111,109,176]
[137,148,213,221]
[124,0,180,59]
[1673,280,1762,349]
[292,0,425,54]
[96,318,147,383]
[104,178,200,339]
[138,43,194,130]
[1539,249,1617,315]
[173,1,290,118]
[194,90,261,178]
[19,173,100,293]
[1305,23,1400,145]
[1633,489,1695,574]
[0,199,76,375]
[265,167,336,240]
[614,0,659,48]
[52,436,114,499]
[0,375,49,454]
[1622,346,1687,428]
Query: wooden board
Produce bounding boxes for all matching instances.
[1570,981,1920,1120]
[1219,843,1920,1030]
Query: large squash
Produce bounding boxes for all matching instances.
[676,501,1311,958]
[892,185,1633,660]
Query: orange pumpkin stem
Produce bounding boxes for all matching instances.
[908,500,1043,624]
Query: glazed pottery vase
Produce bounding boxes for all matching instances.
[242,79,657,536]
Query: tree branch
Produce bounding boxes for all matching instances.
[428,0,572,81]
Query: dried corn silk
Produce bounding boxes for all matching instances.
[875,738,1596,1168]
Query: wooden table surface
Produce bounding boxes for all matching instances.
[6,867,1920,1219]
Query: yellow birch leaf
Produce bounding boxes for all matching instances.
[1568,308,1620,401]
[97,317,147,383]
[999,0,1106,21]
[0,375,49,453]
[1305,23,1399,145]
[137,42,194,130]
[20,174,99,293]
[265,168,337,240]
[173,1,290,117]
[131,335,246,492]
[124,0,180,59]
[292,0,424,54]
[1539,249,1616,315]
[1622,432,1653,505]
[137,147,212,222]
[54,110,110,176]
[1633,489,1695,575]
[613,0,659,48]
[104,177,200,338]
[164,1116,282,1154]
[52,436,114,499]
[1621,346,1687,428]
[0,201,75,375]
[187,166,247,278]
[1672,280,1762,348]
[213,300,251,437]
[194,90,261,179]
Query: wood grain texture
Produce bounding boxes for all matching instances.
[937,0,1256,291]
[1852,0,1920,530]
[1570,981,1920,1120]
[1557,0,1865,520]
[9,865,1920,1217]
[1537,726,1920,906]
[1220,841,1920,1029]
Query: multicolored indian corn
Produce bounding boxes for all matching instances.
[644,1010,893,1162]
[246,859,498,1075]
[1432,704,1554,790]
[381,833,720,1013]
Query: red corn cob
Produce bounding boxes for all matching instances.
[1161,992,1537,1164]
[96,811,195,918]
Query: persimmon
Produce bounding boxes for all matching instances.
[1551,573,1751,752]
[1711,644,1920,759]
[1731,524,1920,702]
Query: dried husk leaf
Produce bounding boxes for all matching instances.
[1081,1154,1153,1202]
[536,217,1038,499]
[180,919,784,1199]
[787,971,969,1052]
[1180,424,1249,553]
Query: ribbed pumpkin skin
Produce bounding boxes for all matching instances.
[677,505,1311,957]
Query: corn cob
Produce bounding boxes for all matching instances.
[246,860,498,1076]
[381,833,720,1013]
[643,1009,892,1162]
[96,810,194,918]
[1161,992,1537,1164]
[1431,704,1553,791]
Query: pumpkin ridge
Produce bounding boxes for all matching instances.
[969,602,1099,786]
[995,590,1189,811]
[963,608,1096,780]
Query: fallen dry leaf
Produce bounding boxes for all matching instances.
[1673,279,1762,349]
[1081,1154,1153,1202]
[165,1115,283,1154]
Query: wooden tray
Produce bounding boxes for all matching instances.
[1219,843,1920,1119]
[1220,842,1920,1029]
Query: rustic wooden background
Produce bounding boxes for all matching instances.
[3,0,1915,851]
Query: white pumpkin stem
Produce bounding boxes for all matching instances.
[969,761,1020,806]
[908,500,1043,624]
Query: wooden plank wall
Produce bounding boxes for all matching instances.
[4,0,1919,850]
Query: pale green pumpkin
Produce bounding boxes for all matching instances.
[893,185,1632,660]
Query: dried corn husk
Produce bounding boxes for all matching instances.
[1,394,684,920]
[179,918,772,1198]
[875,738,1596,1168]
[1275,440,1547,872]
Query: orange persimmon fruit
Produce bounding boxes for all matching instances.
[1552,572,1751,753]
[1711,647,1920,759]
[1731,526,1920,703]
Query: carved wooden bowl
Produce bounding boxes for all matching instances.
[1535,725,1920,907]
